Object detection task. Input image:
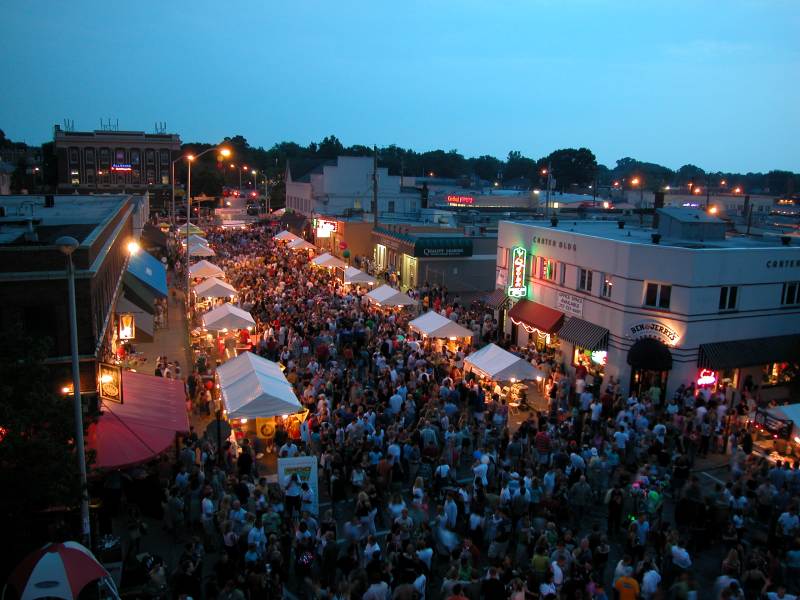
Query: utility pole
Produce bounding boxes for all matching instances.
[544,161,552,218]
[372,145,378,228]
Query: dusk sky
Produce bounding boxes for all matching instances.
[1,0,798,173]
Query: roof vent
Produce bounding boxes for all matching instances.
[618,220,625,229]
[45,194,55,208]
[651,233,661,244]
[781,235,792,246]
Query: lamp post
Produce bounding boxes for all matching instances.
[55,235,91,547]
[185,147,231,305]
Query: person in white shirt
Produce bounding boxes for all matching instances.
[777,507,799,537]
[641,562,661,599]
[472,457,489,487]
[670,543,692,569]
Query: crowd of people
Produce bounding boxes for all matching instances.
[127,223,800,600]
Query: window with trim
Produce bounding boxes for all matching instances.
[539,258,557,281]
[559,263,566,285]
[577,268,592,292]
[644,282,671,309]
[145,150,155,165]
[719,286,738,311]
[601,274,613,298]
[69,148,79,164]
[160,150,170,165]
[782,282,800,306]
[84,148,95,164]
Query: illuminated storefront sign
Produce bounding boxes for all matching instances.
[98,362,122,404]
[446,195,474,206]
[507,246,527,298]
[315,218,338,239]
[591,350,607,365]
[628,321,680,346]
[696,369,717,386]
[118,313,136,340]
[111,163,132,173]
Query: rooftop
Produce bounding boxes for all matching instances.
[0,195,133,245]
[509,218,798,250]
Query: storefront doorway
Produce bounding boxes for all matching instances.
[627,337,673,401]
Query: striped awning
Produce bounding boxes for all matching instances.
[483,288,509,310]
[698,334,800,370]
[558,317,609,351]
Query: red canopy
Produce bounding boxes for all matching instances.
[508,299,565,334]
[87,371,189,469]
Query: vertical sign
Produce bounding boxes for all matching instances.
[507,246,528,298]
[277,455,319,516]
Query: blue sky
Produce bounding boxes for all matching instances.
[1,0,798,172]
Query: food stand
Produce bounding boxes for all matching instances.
[188,259,224,279]
[366,284,417,309]
[342,266,376,287]
[409,310,473,353]
[465,343,544,410]
[753,403,800,460]
[311,252,346,269]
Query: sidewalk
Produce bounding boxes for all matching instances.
[132,287,192,379]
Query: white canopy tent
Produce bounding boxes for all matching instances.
[312,252,347,269]
[194,277,238,298]
[287,238,317,251]
[464,343,543,382]
[366,284,416,307]
[274,230,300,242]
[217,352,303,419]
[768,403,800,440]
[189,243,216,257]
[202,303,256,331]
[183,234,209,247]
[409,311,474,339]
[189,259,224,279]
[343,266,376,286]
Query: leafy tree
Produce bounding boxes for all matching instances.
[676,164,705,185]
[545,148,597,190]
[317,135,345,158]
[470,155,503,182]
[0,329,88,577]
[503,150,537,182]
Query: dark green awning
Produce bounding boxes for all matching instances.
[414,237,473,258]
[698,334,800,370]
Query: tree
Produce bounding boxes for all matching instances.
[545,148,598,190]
[317,135,344,158]
[0,330,88,578]
[676,164,705,185]
[503,150,536,182]
[470,155,503,182]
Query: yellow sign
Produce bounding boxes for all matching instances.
[118,313,135,340]
[98,363,123,404]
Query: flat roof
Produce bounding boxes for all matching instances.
[0,195,133,245]
[508,219,797,249]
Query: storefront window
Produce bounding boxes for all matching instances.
[763,362,795,385]
[573,347,606,378]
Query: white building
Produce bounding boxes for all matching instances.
[285,156,419,218]
[495,209,800,400]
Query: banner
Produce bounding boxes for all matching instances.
[277,455,319,515]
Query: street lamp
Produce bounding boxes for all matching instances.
[185,146,231,303]
[631,177,644,208]
[55,235,91,547]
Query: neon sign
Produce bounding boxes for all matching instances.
[507,246,527,298]
[446,195,475,206]
[111,163,132,173]
[696,369,716,386]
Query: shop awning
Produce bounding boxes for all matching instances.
[508,299,564,334]
[483,288,509,310]
[117,294,154,342]
[414,236,473,258]
[217,351,303,419]
[141,223,168,249]
[125,250,168,298]
[558,317,609,351]
[87,371,189,469]
[627,338,673,371]
[409,311,474,339]
[465,343,543,382]
[698,334,800,370]
[121,280,157,315]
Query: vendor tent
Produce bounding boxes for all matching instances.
[217,352,302,419]
[343,266,376,286]
[768,403,800,438]
[366,284,416,307]
[202,303,255,331]
[186,234,208,246]
[189,259,224,279]
[409,311,474,339]
[287,238,316,251]
[7,542,118,600]
[194,277,237,298]
[274,230,300,242]
[312,252,346,269]
[87,371,189,469]
[189,243,216,257]
[464,343,543,382]
[178,223,205,236]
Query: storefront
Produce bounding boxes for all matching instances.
[558,317,610,383]
[372,227,492,293]
[507,298,564,354]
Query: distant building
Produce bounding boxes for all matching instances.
[0,194,164,396]
[285,156,420,218]
[53,125,181,214]
[0,161,13,195]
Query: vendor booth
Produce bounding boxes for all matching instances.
[188,259,224,279]
[757,403,800,460]
[311,252,346,269]
[343,266,376,286]
[409,310,473,352]
[274,230,300,243]
[188,243,216,257]
[202,303,256,331]
[185,234,208,247]
[366,284,416,307]
[465,343,543,382]
[178,223,205,237]
[287,238,316,251]
[194,277,237,300]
